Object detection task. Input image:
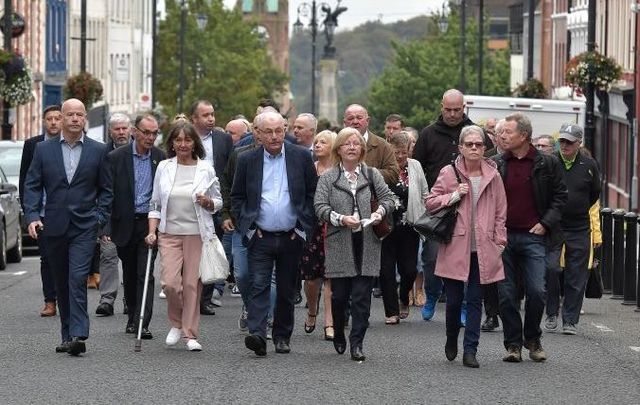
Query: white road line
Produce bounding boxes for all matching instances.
[591,322,614,332]
[630,347,640,353]
[0,270,28,276]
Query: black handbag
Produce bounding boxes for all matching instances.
[413,164,462,244]
[585,258,604,299]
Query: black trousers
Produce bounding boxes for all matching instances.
[483,283,499,318]
[116,218,156,329]
[332,275,374,349]
[380,224,419,316]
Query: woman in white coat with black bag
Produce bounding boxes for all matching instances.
[145,122,223,351]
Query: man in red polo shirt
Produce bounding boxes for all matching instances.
[493,113,567,363]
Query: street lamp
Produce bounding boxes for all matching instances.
[437,3,448,34]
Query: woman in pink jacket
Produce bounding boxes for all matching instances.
[426,125,507,368]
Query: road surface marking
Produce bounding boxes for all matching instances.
[591,322,614,332]
[0,271,27,276]
[630,347,640,352]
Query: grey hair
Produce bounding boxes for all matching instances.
[533,134,554,144]
[505,112,533,140]
[109,112,131,128]
[297,113,317,131]
[459,125,486,144]
[255,111,285,129]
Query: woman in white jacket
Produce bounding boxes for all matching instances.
[145,122,222,351]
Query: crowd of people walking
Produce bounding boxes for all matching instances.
[20,88,601,368]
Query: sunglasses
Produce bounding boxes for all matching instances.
[462,141,485,149]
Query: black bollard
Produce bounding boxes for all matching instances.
[601,208,613,293]
[622,212,637,305]
[611,209,626,300]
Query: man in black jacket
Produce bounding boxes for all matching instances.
[18,105,62,317]
[105,113,165,338]
[493,113,568,363]
[413,89,475,321]
[544,124,600,336]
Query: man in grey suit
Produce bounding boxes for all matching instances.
[24,98,112,356]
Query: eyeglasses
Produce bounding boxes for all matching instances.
[136,127,159,137]
[261,128,285,136]
[534,143,553,149]
[462,141,484,149]
[340,142,361,148]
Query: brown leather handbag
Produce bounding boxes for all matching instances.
[367,167,392,240]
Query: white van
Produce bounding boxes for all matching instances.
[464,95,586,138]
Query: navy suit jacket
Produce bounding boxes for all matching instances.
[18,134,45,208]
[23,136,112,237]
[208,129,233,178]
[106,144,165,246]
[231,143,317,245]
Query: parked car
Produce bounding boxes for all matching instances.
[0,140,24,188]
[0,165,22,269]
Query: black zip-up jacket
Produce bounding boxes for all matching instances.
[493,149,568,246]
[414,114,475,187]
[554,151,601,231]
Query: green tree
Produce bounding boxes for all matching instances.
[367,9,510,131]
[156,0,287,124]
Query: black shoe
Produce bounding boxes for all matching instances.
[372,288,382,298]
[463,353,479,368]
[200,302,216,315]
[125,321,136,334]
[274,340,291,354]
[55,341,70,353]
[68,337,86,356]
[445,337,458,361]
[95,302,114,316]
[294,291,303,305]
[245,334,267,357]
[481,316,499,332]
[122,297,128,315]
[333,333,346,354]
[140,328,153,340]
[350,346,366,361]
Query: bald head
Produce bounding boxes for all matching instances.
[61,98,87,139]
[343,104,370,135]
[441,89,465,127]
[226,119,250,144]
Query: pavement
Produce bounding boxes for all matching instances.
[0,255,639,404]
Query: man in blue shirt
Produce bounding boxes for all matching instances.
[231,111,317,356]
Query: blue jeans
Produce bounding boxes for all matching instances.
[233,231,276,315]
[443,253,482,355]
[498,232,547,348]
[421,239,442,300]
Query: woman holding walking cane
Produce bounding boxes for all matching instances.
[145,121,222,351]
[425,125,507,368]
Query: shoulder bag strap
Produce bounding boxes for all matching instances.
[451,163,462,184]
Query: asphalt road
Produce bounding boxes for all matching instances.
[0,256,639,404]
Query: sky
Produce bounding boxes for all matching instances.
[222,0,447,32]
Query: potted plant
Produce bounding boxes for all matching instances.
[513,78,548,99]
[63,71,104,109]
[0,49,33,106]
[565,50,622,92]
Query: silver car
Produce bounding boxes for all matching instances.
[0,165,22,269]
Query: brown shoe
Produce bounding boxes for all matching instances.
[87,274,99,289]
[524,339,547,362]
[502,345,522,362]
[40,301,57,317]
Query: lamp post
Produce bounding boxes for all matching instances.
[2,0,13,140]
[293,1,318,115]
[177,2,208,113]
[459,0,466,93]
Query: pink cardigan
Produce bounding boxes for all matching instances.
[426,158,507,284]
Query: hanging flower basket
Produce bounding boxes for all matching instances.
[63,71,104,110]
[565,51,622,92]
[0,49,34,106]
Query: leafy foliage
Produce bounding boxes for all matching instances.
[513,78,547,99]
[565,50,622,91]
[156,0,287,124]
[367,9,510,131]
[63,71,103,109]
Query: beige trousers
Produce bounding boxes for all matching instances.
[158,233,203,340]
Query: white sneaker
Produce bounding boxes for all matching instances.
[186,339,202,351]
[159,289,166,299]
[211,289,222,307]
[165,327,182,346]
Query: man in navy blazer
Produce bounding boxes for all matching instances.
[18,104,63,317]
[189,99,233,314]
[231,111,317,356]
[23,98,112,356]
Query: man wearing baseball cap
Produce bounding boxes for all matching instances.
[544,123,601,336]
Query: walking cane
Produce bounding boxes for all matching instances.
[135,247,154,352]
